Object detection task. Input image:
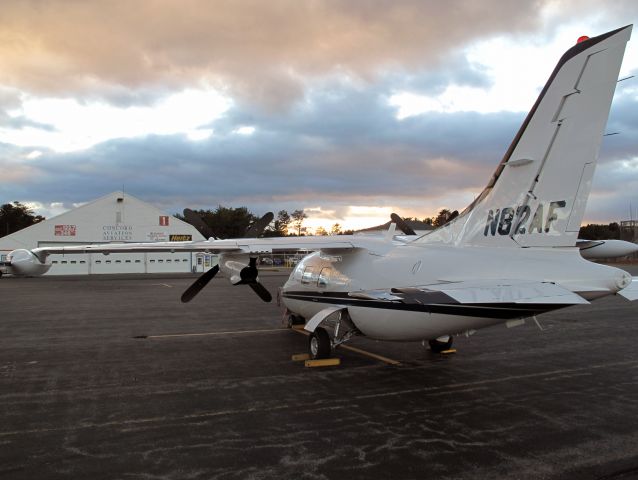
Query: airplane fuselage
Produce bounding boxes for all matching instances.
[281,243,630,341]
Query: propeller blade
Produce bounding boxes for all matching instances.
[181,264,219,303]
[238,257,272,302]
[390,213,417,236]
[183,208,217,239]
[244,212,274,238]
[248,282,273,302]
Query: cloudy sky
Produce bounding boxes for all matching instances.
[1,0,637,232]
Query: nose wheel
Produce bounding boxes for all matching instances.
[309,327,331,359]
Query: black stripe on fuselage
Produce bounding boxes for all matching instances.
[282,291,571,320]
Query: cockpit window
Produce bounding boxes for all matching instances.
[301,266,316,285]
[318,267,332,288]
[293,262,305,280]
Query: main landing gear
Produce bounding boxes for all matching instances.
[428,335,454,353]
[309,327,331,359]
[307,310,359,360]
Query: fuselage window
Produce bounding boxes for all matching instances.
[318,267,332,288]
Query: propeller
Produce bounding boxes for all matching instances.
[239,257,272,302]
[180,211,274,303]
[244,212,274,238]
[181,264,219,303]
[183,208,217,239]
[181,257,272,303]
[390,213,417,236]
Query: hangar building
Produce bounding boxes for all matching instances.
[0,191,215,275]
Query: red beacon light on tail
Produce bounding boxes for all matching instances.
[577,35,590,44]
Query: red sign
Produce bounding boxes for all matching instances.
[159,216,169,226]
[54,225,77,236]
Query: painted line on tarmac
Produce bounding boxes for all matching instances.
[290,327,401,366]
[339,345,401,366]
[142,328,288,339]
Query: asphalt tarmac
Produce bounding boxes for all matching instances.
[1,266,638,480]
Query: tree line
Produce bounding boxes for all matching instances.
[0,202,45,238]
[174,207,354,238]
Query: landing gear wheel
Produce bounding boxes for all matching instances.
[428,335,453,353]
[309,327,331,359]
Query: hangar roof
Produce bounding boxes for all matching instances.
[0,191,205,251]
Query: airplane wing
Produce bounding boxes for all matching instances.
[30,234,391,261]
[577,239,638,260]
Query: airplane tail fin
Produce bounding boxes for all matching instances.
[421,25,632,248]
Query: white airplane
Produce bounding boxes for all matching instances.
[6,25,638,359]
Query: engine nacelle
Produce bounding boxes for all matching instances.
[6,249,52,276]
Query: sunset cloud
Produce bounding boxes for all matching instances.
[1,1,637,229]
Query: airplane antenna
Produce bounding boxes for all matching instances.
[618,75,635,83]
